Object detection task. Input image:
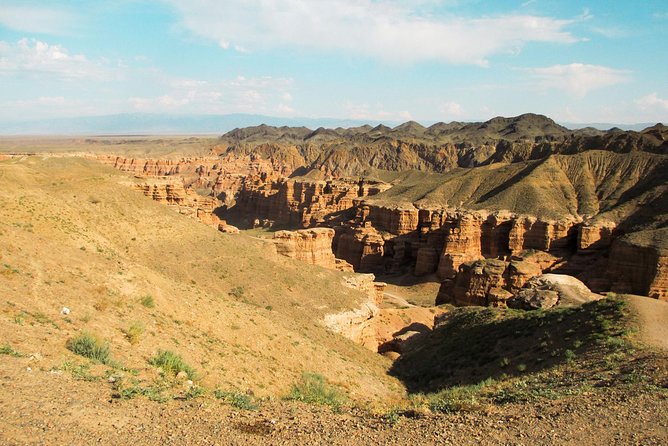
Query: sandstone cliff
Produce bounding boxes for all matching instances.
[131,180,221,228]
[272,228,337,269]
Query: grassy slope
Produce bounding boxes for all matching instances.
[390,296,667,412]
[0,156,402,401]
[367,151,667,224]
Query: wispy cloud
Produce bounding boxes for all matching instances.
[0,5,77,35]
[130,75,295,114]
[344,102,412,121]
[529,63,630,97]
[636,93,668,111]
[165,0,581,66]
[440,101,464,118]
[0,38,108,79]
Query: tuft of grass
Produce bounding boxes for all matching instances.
[286,373,345,410]
[140,295,155,308]
[184,385,206,400]
[149,350,196,380]
[229,286,245,299]
[60,361,98,382]
[214,390,259,410]
[123,322,144,345]
[66,332,110,364]
[0,344,22,357]
[426,378,494,414]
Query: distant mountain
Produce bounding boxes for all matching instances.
[0,112,659,135]
[214,115,667,177]
[0,113,400,135]
[562,122,658,131]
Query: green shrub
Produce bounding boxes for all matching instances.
[286,373,345,410]
[66,332,110,364]
[140,295,155,308]
[0,344,22,357]
[214,390,259,410]
[148,350,196,379]
[427,378,494,414]
[123,322,144,345]
[185,385,206,399]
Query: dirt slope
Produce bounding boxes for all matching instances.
[0,156,401,401]
[628,295,668,351]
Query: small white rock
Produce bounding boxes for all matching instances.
[61,307,70,315]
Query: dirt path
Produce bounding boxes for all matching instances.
[627,295,668,351]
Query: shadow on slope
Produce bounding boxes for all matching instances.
[389,298,631,394]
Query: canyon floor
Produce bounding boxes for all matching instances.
[1,127,667,445]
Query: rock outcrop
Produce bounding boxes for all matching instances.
[607,233,668,301]
[132,180,221,228]
[272,228,337,269]
[507,274,603,310]
[230,178,389,229]
[436,256,545,307]
[323,274,387,349]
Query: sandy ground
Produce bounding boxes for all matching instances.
[628,295,668,351]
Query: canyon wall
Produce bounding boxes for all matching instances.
[132,181,221,228]
[607,236,668,301]
[272,228,338,269]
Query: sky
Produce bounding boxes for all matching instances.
[0,0,667,125]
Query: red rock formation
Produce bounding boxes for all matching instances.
[132,181,220,228]
[334,225,385,272]
[437,213,484,279]
[607,238,668,301]
[272,228,337,269]
[232,178,388,229]
[414,247,439,276]
[365,205,419,235]
[578,221,616,251]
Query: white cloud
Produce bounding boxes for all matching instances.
[440,101,463,117]
[0,38,107,79]
[0,5,77,35]
[165,0,580,65]
[276,103,295,114]
[529,63,630,97]
[636,93,668,111]
[344,102,412,121]
[129,75,295,114]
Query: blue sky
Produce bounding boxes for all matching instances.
[0,0,667,124]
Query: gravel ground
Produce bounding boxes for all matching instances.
[1,357,667,446]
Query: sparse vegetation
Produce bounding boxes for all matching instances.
[60,361,99,382]
[214,390,260,410]
[122,322,144,345]
[66,332,110,364]
[286,373,345,410]
[149,350,196,380]
[184,385,206,399]
[425,378,494,414]
[0,344,22,357]
[229,286,245,299]
[140,295,155,308]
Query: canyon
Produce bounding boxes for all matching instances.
[96,115,667,307]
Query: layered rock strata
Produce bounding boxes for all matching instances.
[272,228,337,269]
[132,181,221,228]
[607,236,668,301]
